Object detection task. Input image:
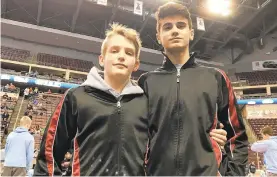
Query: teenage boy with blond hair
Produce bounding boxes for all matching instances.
[139,2,248,176]
[34,23,227,176]
[34,23,148,176]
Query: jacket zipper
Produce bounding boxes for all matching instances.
[176,69,181,175]
[116,100,121,175]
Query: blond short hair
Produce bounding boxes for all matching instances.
[101,23,142,59]
[20,116,32,127]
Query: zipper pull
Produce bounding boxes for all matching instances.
[117,101,121,108]
[117,101,121,114]
[177,70,180,83]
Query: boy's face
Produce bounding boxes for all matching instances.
[157,15,194,52]
[99,35,139,78]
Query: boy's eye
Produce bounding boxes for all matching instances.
[163,24,172,31]
[126,51,134,56]
[177,22,186,29]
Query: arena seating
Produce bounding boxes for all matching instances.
[1,46,31,62]
[25,93,62,147]
[1,46,94,72]
[37,53,94,72]
[247,118,277,139]
[236,70,277,85]
[0,88,19,140]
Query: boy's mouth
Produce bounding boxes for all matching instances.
[113,63,127,68]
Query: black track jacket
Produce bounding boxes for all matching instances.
[34,67,148,176]
[138,53,248,176]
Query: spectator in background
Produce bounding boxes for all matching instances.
[33,99,39,105]
[34,125,40,135]
[29,88,33,95]
[2,116,34,176]
[2,111,9,121]
[1,119,7,130]
[1,103,8,110]
[34,87,39,94]
[251,126,277,176]
[4,84,10,91]
[2,93,8,99]
[24,88,30,99]
[28,127,35,135]
[27,103,33,111]
[247,162,256,177]
[34,71,38,78]
[24,110,29,116]
[9,83,16,92]
[46,89,51,94]
[61,152,72,176]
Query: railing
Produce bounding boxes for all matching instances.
[13,95,26,130]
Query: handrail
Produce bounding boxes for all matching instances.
[13,95,26,130]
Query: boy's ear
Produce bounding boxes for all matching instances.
[99,55,104,68]
[133,59,140,72]
[156,33,161,44]
[190,28,194,41]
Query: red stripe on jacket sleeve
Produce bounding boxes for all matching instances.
[45,94,67,176]
[210,104,222,167]
[216,69,243,154]
[216,69,242,134]
[72,138,80,176]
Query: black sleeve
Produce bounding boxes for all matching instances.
[138,73,149,94]
[216,70,249,176]
[138,73,151,169]
[34,89,78,176]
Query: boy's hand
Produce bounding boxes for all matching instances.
[209,123,227,147]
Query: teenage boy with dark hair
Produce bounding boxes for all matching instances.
[139,2,248,176]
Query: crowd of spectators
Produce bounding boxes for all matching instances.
[2,83,18,93]
[1,85,19,139]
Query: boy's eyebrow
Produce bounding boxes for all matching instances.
[125,47,135,52]
[109,45,120,49]
[162,21,188,26]
[162,22,172,27]
[110,45,135,52]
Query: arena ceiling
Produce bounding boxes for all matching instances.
[1,0,277,61]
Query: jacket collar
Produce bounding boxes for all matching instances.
[161,52,197,71]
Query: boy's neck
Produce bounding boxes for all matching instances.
[165,46,190,65]
[104,74,129,93]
